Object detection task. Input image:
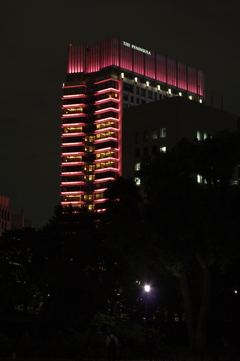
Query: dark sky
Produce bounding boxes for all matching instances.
[0,0,239,229]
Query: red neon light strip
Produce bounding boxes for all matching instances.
[61,191,85,195]
[93,188,107,193]
[62,104,86,108]
[94,78,119,85]
[95,87,120,95]
[61,171,83,176]
[96,209,107,213]
[94,167,119,173]
[61,201,85,205]
[95,127,119,134]
[62,123,86,128]
[93,177,115,183]
[62,94,86,99]
[62,113,85,118]
[94,98,119,105]
[94,107,119,115]
[94,137,118,144]
[94,117,119,124]
[61,132,85,137]
[61,181,85,185]
[61,162,85,166]
[61,142,84,146]
[94,198,108,204]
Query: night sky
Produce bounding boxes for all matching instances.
[1,0,239,229]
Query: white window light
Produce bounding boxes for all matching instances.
[179,92,182,97]
[63,83,65,87]
[168,89,172,94]
[146,81,149,87]
[197,131,201,141]
[135,163,141,171]
[199,99,202,103]
[160,128,166,138]
[121,72,124,78]
[135,177,141,186]
[134,77,138,83]
[160,146,166,153]
[189,95,192,100]
[197,174,202,184]
[203,133,207,140]
[157,85,161,91]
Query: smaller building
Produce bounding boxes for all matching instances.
[0,195,11,237]
[11,214,33,230]
[122,97,238,181]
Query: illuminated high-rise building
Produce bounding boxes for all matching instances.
[60,38,205,212]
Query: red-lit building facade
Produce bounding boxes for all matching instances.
[0,195,11,237]
[61,38,205,211]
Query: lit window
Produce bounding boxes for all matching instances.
[168,89,171,94]
[135,163,141,171]
[134,77,138,83]
[197,175,202,184]
[146,81,149,87]
[157,85,161,91]
[121,72,124,78]
[160,146,166,153]
[179,92,182,96]
[203,133,207,140]
[135,177,141,186]
[197,131,201,141]
[189,95,192,100]
[160,128,166,138]
[199,99,202,103]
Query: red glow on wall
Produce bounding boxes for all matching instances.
[67,38,205,97]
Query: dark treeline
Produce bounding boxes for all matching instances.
[1,130,240,358]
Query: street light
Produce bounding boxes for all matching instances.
[144,285,150,293]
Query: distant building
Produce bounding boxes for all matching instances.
[0,195,11,237]
[11,214,33,230]
[122,96,238,181]
[61,38,205,212]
